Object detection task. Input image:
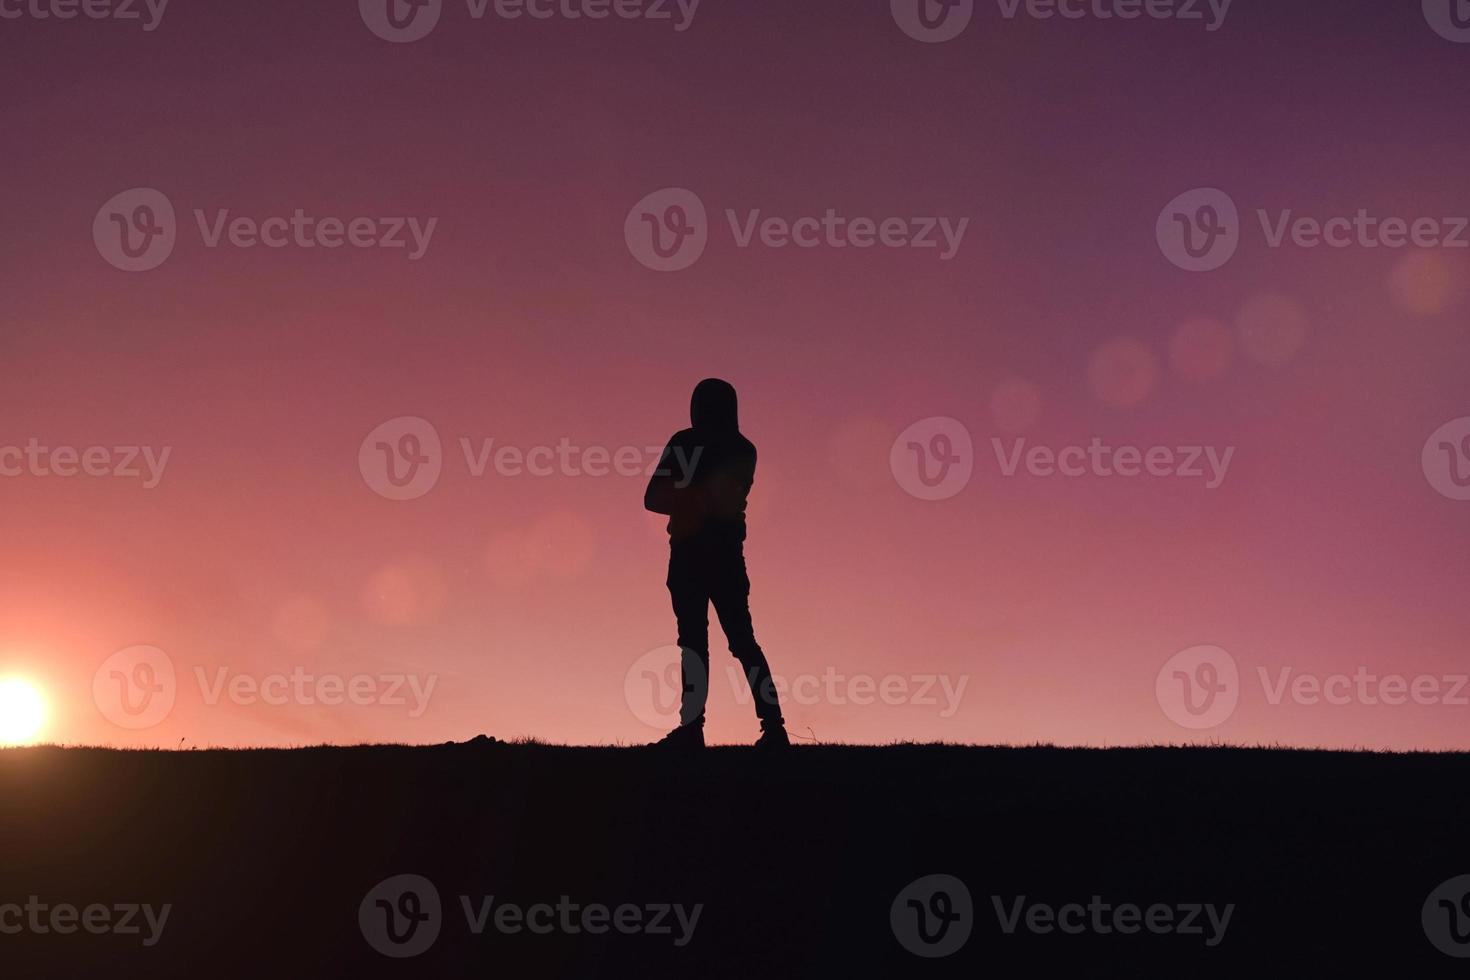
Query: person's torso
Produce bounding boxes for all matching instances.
[664,428,755,547]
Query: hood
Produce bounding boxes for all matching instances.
[690,378,739,432]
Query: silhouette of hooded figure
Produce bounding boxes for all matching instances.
[645,379,787,749]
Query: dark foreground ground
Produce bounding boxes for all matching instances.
[1,743,1467,977]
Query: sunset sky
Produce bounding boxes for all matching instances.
[1,0,1467,749]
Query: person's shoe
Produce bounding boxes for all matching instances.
[754,725,791,751]
[651,725,705,752]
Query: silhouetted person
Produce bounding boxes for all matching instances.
[645,379,788,750]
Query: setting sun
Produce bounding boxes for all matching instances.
[0,678,46,745]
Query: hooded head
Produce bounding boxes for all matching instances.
[690,378,739,433]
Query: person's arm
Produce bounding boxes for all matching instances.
[643,437,682,515]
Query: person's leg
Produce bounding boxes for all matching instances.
[709,554,784,732]
[667,552,711,729]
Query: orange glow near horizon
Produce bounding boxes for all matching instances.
[0,678,47,746]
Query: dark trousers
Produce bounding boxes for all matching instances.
[667,545,784,730]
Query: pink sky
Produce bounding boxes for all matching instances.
[1,0,1467,748]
